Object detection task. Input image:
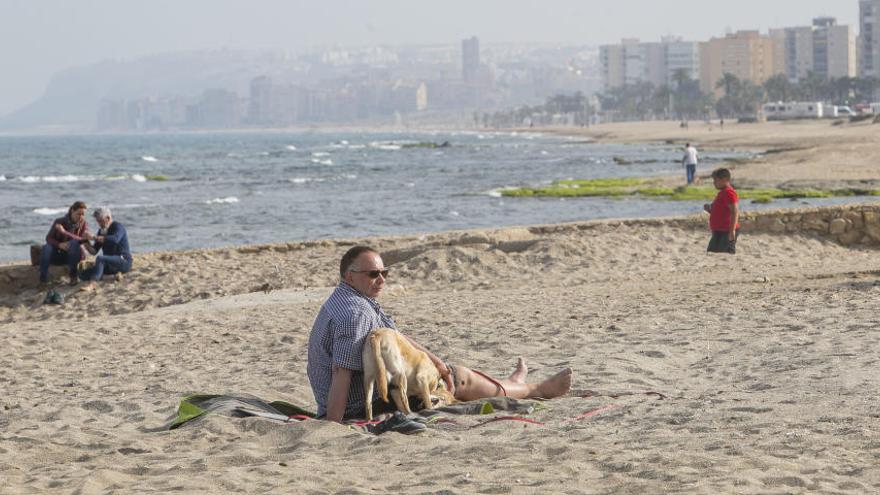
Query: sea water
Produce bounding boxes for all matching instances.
[0,130,869,262]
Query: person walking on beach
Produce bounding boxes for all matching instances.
[38,201,91,286]
[79,207,132,292]
[682,143,699,185]
[703,168,740,254]
[306,245,573,429]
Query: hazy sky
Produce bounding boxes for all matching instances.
[0,0,859,116]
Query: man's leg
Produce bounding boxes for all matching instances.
[91,255,114,281]
[707,231,728,253]
[65,240,82,282]
[450,361,572,402]
[687,165,696,184]
[39,244,54,283]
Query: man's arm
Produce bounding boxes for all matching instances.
[325,365,354,423]
[100,223,124,244]
[729,201,739,239]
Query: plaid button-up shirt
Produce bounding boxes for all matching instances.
[307,282,396,418]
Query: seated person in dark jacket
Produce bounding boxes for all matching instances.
[80,207,133,291]
[39,200,91,286]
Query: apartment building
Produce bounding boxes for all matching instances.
[860,0,880,77]
[699,31,784,95]
[600,38,699,91]
[771,18,856,82]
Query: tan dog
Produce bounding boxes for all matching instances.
[362,328,455,420]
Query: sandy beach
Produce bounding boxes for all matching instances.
[2,120,880,494]
[547,119,880,190]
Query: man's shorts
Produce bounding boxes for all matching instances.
[708,230,739,254]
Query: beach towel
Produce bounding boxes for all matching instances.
[163,394,540,431]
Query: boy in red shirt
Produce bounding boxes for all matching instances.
[703,168,740,254]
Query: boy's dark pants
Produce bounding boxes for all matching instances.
[708,230,739,254]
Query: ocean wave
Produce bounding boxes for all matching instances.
[18,175,96,183]
[15,174,165,183]
[290,177,323,184]
[33,207,67,216]
[311,158,333,166]
[286,145,297,151]
[205,197,239,204]
[369,142,402,151]
[0,175,5,181]
[311,151,330,157]
[141,156,158,162]
[290,173,356,184]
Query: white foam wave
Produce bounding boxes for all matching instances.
[131,174,147,182]
[311,151,330,157]
[290,177,327,184]
[141,156,158,162]
[369,142,401,150]
[205,197,239,204]
[0,175,5,181]
[286,145,297,151]
[311,158,333,165]
[19,175,89,183]
[34,207,67,216]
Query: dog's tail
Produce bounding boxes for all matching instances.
[369,332,389,402]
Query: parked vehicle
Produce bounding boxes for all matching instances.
[762,102,824,120]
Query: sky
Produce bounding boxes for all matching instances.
[0,0,860,116]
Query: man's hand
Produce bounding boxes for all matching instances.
[703,203,711,213]
[59,241,69,251]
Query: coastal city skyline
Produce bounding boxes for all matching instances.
[0,0,870,131]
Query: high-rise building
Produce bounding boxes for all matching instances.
[600,38,690,91]
[816,18,856,80]
[772,18,856,82]
[248,76,273,125]
[600,44,625,90]
[665,40,701,85]
[860,0,880,77]
[699,31,784,95]
[462,36,480,82]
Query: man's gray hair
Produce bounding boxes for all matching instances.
[93,206,112,219]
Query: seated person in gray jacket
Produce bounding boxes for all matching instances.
[80,207,133,291]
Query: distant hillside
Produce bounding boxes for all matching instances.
[0,49,297,133]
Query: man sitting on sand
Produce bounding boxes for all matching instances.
[38,200,91,286]
[80,207,133,291]
[306,245,573,428]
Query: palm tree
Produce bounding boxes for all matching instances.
[763,74,795,102]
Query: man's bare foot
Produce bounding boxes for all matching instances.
[80,281,97,292]
[532,368,573,399]
[508,357,528,384]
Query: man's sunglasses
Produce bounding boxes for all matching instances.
[350,269,389,279]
